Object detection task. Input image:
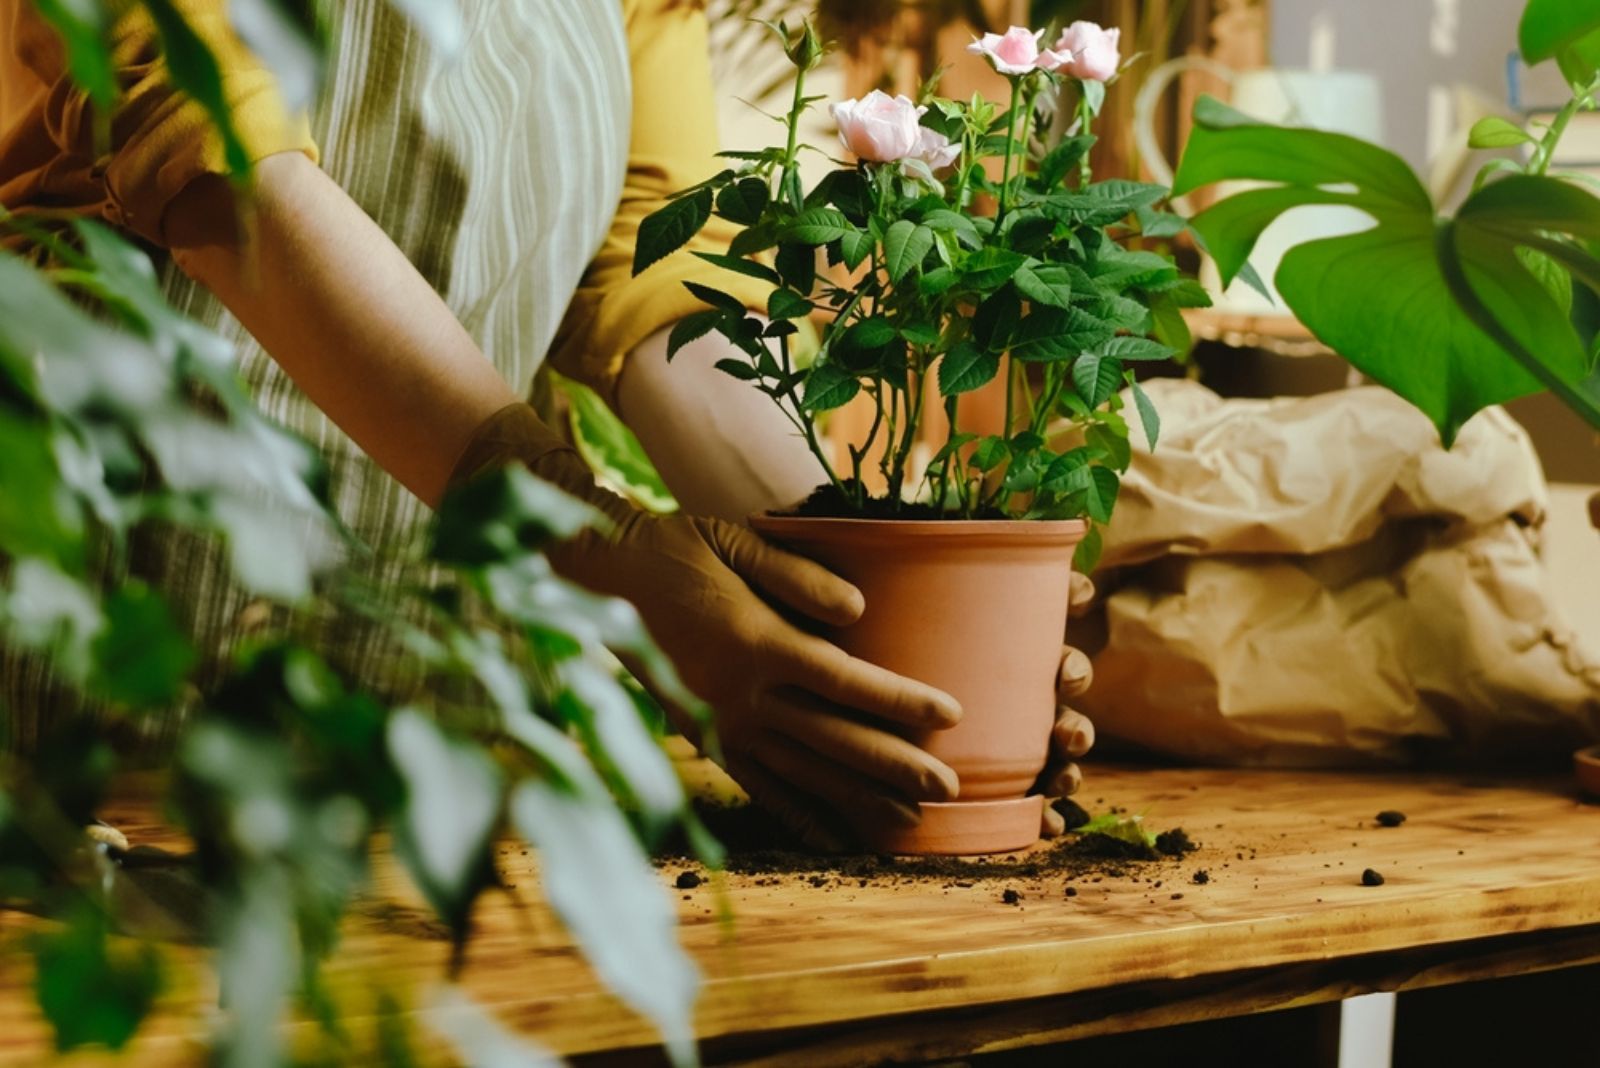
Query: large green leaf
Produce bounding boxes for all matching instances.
[1173,97,1599,444]
[142,0,252,177]
[31,0,115,113]
[553,373,677,514]
[1520,0,1600,65]
[512,780,699,1067]
[227,0,323,112]
[90,582,196,708]
[388,710,503,936]
[32,907,163,1054]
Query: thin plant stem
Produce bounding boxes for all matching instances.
[996,76,1025,226]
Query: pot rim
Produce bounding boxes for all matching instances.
[750,511,1089,543]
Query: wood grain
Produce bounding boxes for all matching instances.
[4,762,1599,1065]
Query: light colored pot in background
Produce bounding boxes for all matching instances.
[1136,60,1385,316]
[749,515,1086,855]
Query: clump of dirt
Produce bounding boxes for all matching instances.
[1375,810,1407,828]
[1155,828,1197,857]
[674,871,703,890]
[785,482,1006,521]
[1362,868,1386,887]
[1051,798,1091,830]
[1192,869,1210,885]
[1001,888,1022,905]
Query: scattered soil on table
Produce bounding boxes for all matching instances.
[1375,810,1407,828]
[785,482,1007,521]
[659,802,1205,889]
[1155,828,1197,857]
[1362,868,1386,887]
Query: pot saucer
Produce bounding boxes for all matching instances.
[864,796,1044,856]
[1577,746,1600,799]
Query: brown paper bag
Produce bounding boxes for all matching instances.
[1075,381,1600,767]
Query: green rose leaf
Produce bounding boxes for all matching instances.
[634,188,712,275]
[1095,336,1175,362]
[961,247,1028,290]
[970,435,1010,472]
[1072,352,1123,408]
[784,207,854,245]
[713,358,761,381]
[683,281,746,314]
[1013,265,1074,308]
[767,289,816,320]
[692,251,780,285]
[839,228,874,271]
[801,362,861,412]
[715,176,771,225]
[884,220,934,282]
[938,343,1001,396]
[665,309,724,361]
[1037,134,1097,189]
[1130,379,1161,450]
[1011,306,1116,362]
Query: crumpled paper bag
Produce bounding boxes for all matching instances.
[1074,380,1600,767]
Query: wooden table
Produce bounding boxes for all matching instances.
[5,762,1599,1066]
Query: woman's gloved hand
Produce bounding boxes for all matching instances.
[1037,572,1098,838]
[450,404,963,850]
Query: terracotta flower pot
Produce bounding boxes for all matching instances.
[750,514,1087,854]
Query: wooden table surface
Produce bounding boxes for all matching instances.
[5,762,1600,1066]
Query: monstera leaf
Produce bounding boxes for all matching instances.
[1174,96,1600,446]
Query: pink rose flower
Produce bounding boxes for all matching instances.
[967,26,1068,76]
[831,90,927,163]
[914,127,962,171]
[1055,21,1121,82]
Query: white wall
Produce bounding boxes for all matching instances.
[1268,0,1524,170]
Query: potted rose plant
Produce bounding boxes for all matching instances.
[633,21,1205,853]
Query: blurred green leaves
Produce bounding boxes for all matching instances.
[32,906,165,1054]
[6,4,708,1064]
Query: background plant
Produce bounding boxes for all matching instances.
[635,20,1206,568]
[1172,0,1600,447]
[1,2,712,1064]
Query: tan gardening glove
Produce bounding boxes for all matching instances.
[450,403,964,850]
[1037,572,1098,838]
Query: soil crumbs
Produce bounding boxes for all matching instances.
[659,802,1207,899]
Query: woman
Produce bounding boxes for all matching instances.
[0,0,1095,844]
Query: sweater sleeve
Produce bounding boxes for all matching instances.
[545,0,769,404]
[0,0,316,247]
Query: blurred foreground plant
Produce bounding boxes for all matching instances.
[1,2,710,1065]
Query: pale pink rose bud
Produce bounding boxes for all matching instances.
[1055,21,1121,82]
[914,127,962,170]
[966,26,1068,76]
[830,90,928,163]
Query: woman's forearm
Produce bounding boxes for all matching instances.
[617,326,827,523]
[165,152,518,506]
